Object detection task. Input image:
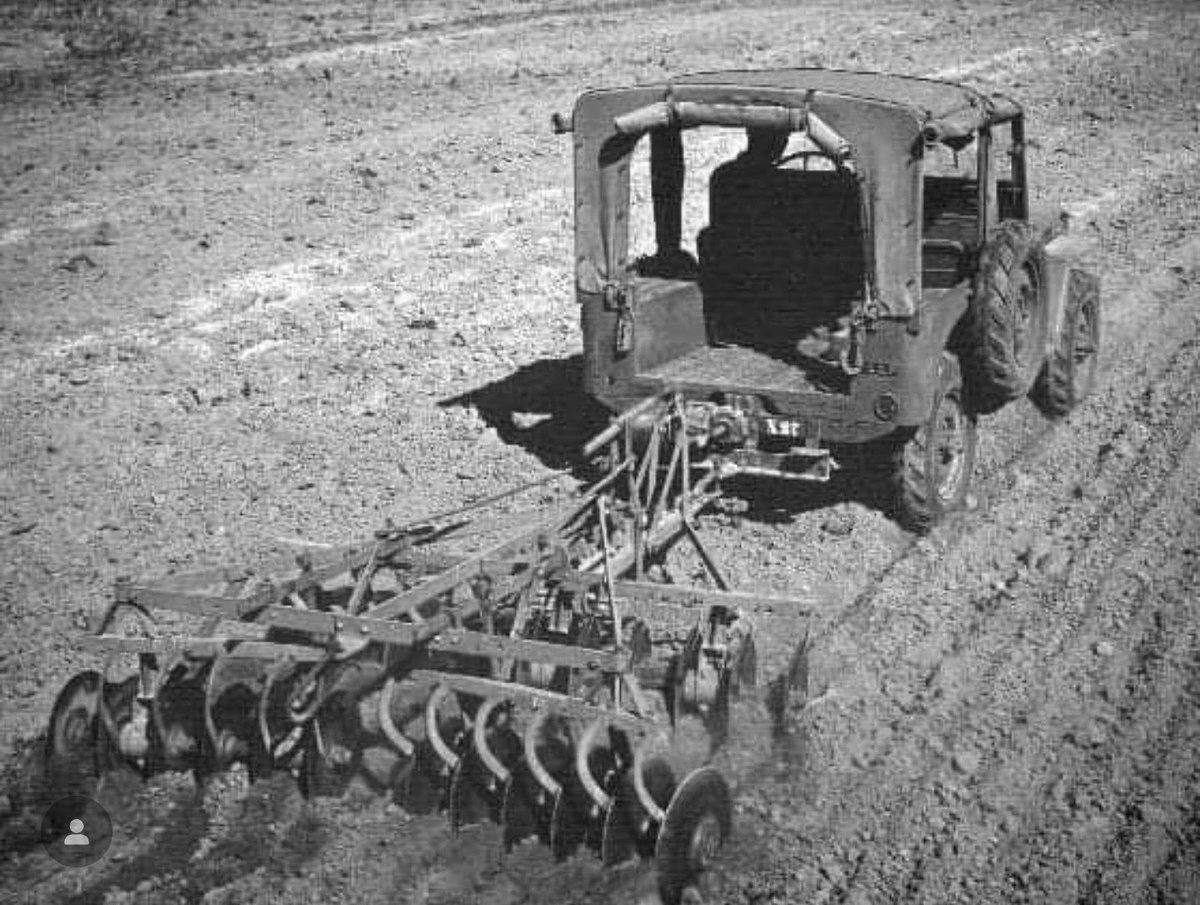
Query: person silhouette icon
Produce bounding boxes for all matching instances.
[64,819,89,846]
[42,795,110,866]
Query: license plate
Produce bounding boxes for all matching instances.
[761,416,806,440]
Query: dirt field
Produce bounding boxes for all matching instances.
[2,0,1199,902]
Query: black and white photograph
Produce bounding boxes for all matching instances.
[0,1,1197,902]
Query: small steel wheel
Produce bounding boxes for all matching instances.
[655,767,732,905]
[46,670,103,790]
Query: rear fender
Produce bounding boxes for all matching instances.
[1042,210,1099,357]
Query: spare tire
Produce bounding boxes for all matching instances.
[961,220,1050,414]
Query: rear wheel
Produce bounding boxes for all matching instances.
[46,671,102,793]
[963,220,1049,414]
[891,352,978,533]
[1031,270,1101,418]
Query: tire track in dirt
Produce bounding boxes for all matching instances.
[697,216,1200,902]
[1080,655,1200,904]
[158,0,755,82]
[887,312,1200,902]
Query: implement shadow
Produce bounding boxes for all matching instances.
[58,774,327,905]
[700,441,905,526]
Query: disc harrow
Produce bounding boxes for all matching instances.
[46,394,808,904]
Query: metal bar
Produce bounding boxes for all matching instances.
[675,101,807,133]
[805,111,852,162]
[428,627,627,672]
[125,537,452,619]
[282,540,401,593]
[367,557,529,616]
[388,472,571,534]
[581,507,682,577]
[609,579,813,614]
[632,422,657,507]
[596,494,618,598]
[256,605,453,648]
[241,537,465,606]
[681,397,692,512]
[577,469,720,579]
[682,518,730,592]
[82,636,225,657]
[582,395,663,458]
[218,640,330,662]
[648,420,683,534]
[408,670,648,730]
[345,544,380,616]
[123,588,272,620]
[624,424,641,579]
[579,454,631,500]
[367,530,541,621]
[612,101,674,136]
[595,494,623,663]
[641,422,661,542]
[80,635,330,662]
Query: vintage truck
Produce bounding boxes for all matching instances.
[557,68,1101,530]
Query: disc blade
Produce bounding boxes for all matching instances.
[601,796,635,867]
[633,755,676,859]
[46,671,102,793]
[501,774,537,851]
[448,752,492,835]
[205,657,266,770]
[300,706,357,799]
[96,675,145,789]
[401,739,447,815]
[154,661,208,773]
[548,789,586,860]
[655,767,732,905]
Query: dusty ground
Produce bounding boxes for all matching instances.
[2,0,1200,902]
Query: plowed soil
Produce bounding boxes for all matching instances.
[2,1,1199,903]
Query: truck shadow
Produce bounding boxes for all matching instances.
[441,356,904,525]
[438,355,609,474]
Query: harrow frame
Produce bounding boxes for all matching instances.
[46,394,807,903]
